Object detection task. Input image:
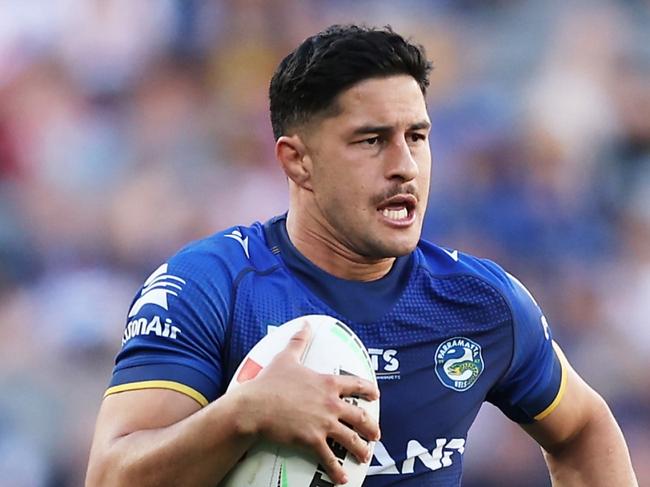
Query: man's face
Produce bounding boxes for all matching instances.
[301,75,431,259]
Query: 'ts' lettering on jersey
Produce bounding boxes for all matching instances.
[107,214,567,486]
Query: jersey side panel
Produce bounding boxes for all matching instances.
[481,263,566,423]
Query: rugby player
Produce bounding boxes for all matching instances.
[86,25,637,486]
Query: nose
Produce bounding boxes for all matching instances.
[385,137,419,182]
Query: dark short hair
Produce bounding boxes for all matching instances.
[269,24,432,140]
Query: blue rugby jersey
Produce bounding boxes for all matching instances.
[107,214,567,486]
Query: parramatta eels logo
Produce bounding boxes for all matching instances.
[435,337,484,392]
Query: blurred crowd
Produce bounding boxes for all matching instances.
[0,0,648,485]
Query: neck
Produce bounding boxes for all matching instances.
[285,210,395,282]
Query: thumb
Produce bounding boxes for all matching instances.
[283,320,312,362]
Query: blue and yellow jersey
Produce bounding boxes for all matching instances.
[107,214,567,486]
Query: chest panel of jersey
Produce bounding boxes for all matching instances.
[224,261,514,485]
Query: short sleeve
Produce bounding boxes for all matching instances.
[486,272,568,423]
[105,252,231,407]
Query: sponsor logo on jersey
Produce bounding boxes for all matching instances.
[368,437,465,476]
[122,315,182,345]
[225,228,250,259]
[435,337,484,391]
[368,348,400,380]
[128,263,186,317]
[441,247,459,262]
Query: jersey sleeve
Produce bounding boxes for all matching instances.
[486,271,568,423]
[105,250,231,407]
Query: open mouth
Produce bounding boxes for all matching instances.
[377,194,417,225]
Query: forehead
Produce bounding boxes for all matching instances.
[327,75,429,130]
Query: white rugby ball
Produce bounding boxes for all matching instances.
[220,314,379,487]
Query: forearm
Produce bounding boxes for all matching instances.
[542,398,637,487]
[86,391,256,487]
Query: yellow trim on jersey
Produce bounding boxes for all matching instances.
[533,341,568,421]
[104,380,209,407]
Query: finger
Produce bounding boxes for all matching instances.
[338,400,381,442]
[313,438,349,485]
[282,321,312,361]
[335,374,380,401]
[328,421,372,465]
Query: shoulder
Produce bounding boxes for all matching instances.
[127,221,277,319]
[168,221,277,282]
[415,240,538,315]
[124,221,280,338]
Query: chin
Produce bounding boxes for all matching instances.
[375,236,419,258]
[391,241,418,257]
[356,220,422,258]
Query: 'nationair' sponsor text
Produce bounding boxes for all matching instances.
[122,316,182,345]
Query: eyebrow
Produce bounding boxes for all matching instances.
[351,120,431,135]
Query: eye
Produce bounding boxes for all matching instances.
[362,136,380,146]
[408,132,427,143]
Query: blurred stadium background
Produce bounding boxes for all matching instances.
[0,0,648,485]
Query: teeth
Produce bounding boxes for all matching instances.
[382,207,408,220]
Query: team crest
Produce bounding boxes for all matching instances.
[435,337,484,391]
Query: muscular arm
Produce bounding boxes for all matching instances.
[86,388,254,486]
[86,325,380,487]
[521,356,637,487]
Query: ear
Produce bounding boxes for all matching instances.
[275,135,313,190]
